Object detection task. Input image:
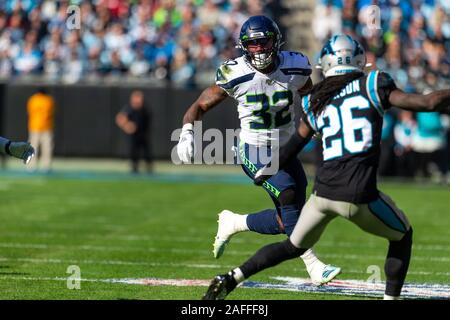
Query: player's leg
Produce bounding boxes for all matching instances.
[214,143,340,283]
[241,162,284,235]
[345,192,412,300]
[238,142,304,236]
[277,158,341,285]
[213,142,307,258]
[213,143,284,259]
[289,193,341,285]
[203,194,338,299]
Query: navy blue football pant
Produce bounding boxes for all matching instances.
[237,142,307,236]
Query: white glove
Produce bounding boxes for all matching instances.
[177,123,195,163]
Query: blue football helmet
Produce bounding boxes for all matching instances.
[238,15,282,70]
[317,34,366,78]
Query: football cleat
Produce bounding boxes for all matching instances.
[213,210,246,259]
[202,272,237,300]
[309,264,341,286]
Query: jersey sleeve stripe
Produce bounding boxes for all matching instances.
[217,73,256,90]
[280,68,312,76]
[366,70,384,117]
[302,95,316,131]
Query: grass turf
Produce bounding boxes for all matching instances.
[0,173,448,299]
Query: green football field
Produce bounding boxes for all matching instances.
[0,167,449,300]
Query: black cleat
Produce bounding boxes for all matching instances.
[202,272,237,300]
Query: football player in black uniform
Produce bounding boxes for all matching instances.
[202,34,450,300]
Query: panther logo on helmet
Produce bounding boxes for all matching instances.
[317,34,366,78]
[238,16,282,71]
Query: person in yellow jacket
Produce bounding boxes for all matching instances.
[27,88,55,172]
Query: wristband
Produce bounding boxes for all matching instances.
[182,123,194,132]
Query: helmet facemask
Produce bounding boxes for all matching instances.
[240,36,278,70]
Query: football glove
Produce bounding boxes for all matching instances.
[9,142,35,164]
[0,137,35,164]
[177,123,195,163]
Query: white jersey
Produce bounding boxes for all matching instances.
[215,51,311,146]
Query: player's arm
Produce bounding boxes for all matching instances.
[254,121,314,185]
[0,136,35,164]
[177,85,228,163]
[182,85,228,125]
[279,120,314,168]
[389,88,450,112]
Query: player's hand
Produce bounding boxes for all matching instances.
[254,165,273,186]
[177,123,195,163]
[9,142,35,164]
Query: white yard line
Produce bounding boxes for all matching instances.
[3,231,450,249]
[0,275,448,299]
[0,257,230,269]
[1,256,450,277]
[1,241,450,263]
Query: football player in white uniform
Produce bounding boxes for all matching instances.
[177,16,340,285]
[0,136,35,164]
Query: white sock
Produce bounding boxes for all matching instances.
[232,267,245,283]
[383,294,400,300]
[300,248,325,274]
[235,214,250,232]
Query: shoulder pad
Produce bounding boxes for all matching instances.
[215,57,255,91]
[279,51,312,76]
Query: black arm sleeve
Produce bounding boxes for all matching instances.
[378,71,398,110]
[278,130,312,170]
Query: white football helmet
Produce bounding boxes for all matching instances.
[317,34,366,78]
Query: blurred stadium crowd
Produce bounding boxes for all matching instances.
[0,0,274,86]
[0,0,448,88]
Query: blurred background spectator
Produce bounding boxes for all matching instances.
[27,87,55,173]
[116,90,152,174]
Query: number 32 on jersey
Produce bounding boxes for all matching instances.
[246,90,293,130]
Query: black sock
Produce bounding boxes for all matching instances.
[239,239,306,279]
[385,228,413,297]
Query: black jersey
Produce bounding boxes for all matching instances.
[301,70,397,203]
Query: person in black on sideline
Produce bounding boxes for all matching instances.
[116,90,152,174]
